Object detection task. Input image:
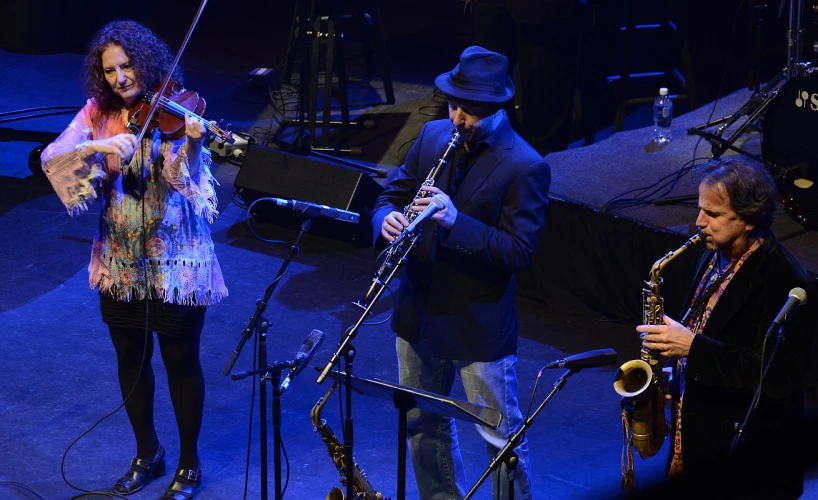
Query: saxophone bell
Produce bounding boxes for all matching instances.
[326,488,345,500]
[613,359,653,398]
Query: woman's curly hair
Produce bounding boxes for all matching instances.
[83,20,183,114]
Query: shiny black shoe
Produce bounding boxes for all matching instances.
[113,444,167,495]
[159,467,202,500]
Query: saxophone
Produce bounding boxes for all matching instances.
[614,234,702,492]
[311,382,390,500]
[353,130,462,311]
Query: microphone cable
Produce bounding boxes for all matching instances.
[244,197,295,248]
[59,134,154,497]
[240,320,291,500]
[0,481,48,500]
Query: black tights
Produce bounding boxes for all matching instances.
[109,326,204,471]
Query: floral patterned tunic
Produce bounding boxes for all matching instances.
[41,99,228,306]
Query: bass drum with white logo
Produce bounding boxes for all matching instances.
[761,70,818,229]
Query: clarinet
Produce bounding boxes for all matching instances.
[353,129,462,311]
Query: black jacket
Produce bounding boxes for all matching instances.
[673,235,817,498]
[371,117,551,361]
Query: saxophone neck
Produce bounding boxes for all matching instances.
[649,234,703,282]
[311,382,339,427]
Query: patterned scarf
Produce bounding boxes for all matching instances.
[667,237,764,478]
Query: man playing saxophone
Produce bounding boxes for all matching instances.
[637,157,817,498]
[372,46,551,499]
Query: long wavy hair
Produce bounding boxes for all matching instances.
[695,157,779,233]
[82,20,183,114]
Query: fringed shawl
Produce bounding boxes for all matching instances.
[41,99,228,306]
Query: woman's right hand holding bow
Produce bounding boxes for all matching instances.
[79,134,139,160]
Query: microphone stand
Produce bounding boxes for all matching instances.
[731,326,787,453]
[317,232,422,500]
[464,369,578,500]
[233,358,297,500]
[222,217,313,500]
[224,218,312,375]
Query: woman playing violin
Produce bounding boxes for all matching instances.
[40,19,227,500]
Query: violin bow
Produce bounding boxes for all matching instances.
[133,0,209,145]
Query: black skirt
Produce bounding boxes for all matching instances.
[99,292,206,337]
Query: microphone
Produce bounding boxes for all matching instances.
[265,197,359,223]
[392,194,447,245]
[545,348,618,370]
[766,287,807,337]
[280,329,326,394]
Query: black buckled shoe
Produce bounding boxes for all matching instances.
[159,467,202,500]
[113,444,167,495]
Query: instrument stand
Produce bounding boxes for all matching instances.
[317,232,422,499]
[282,0,394,157]
[321,370,503,500]
[222,217,314,500]
[465,369,578,500]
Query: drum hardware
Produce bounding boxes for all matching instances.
[688,0,810,159]
[687,68,786,161]
[760,68,818,229]
[683,0,818,230]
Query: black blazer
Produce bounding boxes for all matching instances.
[673,235,816,498]
[371,117,551,361]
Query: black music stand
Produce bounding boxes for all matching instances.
[322,369,502,500]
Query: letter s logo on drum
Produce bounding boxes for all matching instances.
[811,93,818,111]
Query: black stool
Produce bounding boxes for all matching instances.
[611,0,698,132]
[284,0,394,150]
[576,0,698,143]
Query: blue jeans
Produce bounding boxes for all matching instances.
[397,336,533,500]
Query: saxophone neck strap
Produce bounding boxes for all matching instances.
[683,261,734,328]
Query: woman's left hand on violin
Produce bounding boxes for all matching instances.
[185,112,213,140]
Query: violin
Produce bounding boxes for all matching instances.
[126,79,233,145]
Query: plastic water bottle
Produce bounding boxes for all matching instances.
[653,88,673,144]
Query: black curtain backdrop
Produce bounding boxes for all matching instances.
[2,0,802,104]
[518,197,700,325]
[0,0,467,71]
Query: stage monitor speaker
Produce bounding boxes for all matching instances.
[234,144,384,246]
